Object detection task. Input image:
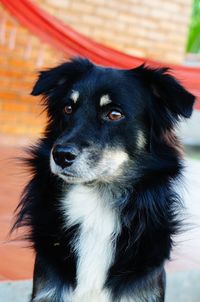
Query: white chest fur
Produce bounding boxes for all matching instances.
[62,184,120,302]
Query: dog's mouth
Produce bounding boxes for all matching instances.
[59,173,85,184]
[60,171,82,181]
[61,171,75,177]
[50,156,81,182]
[53,167,100,184]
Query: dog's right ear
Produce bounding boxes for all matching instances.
[31,57,93,96]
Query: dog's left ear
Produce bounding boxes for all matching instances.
[31,57,93,96]
[131,65,195,120]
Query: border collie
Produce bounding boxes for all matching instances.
[14,58,195,302]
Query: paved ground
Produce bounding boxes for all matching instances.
[0,136,200,301]
[1,270,200,302]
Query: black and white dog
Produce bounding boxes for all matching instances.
[15,58,195,302]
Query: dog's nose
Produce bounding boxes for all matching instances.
[52,144,79,168]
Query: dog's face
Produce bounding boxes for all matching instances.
[32,58,194,184]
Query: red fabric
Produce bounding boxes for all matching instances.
[1,0,200,109]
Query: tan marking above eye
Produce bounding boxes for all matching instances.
[100,95,112,107]
[70,90,79,103]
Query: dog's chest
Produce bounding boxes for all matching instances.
[62,185,119,302]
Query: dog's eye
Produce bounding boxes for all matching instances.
[107,110,124,121]
[64,105,73,115]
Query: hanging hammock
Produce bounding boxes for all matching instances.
[1,0,200,108]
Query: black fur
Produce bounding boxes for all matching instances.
[14,58,195,302]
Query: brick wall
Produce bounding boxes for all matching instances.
[0,6,65,137]
[36,0,192,64]
[0,0,192,137]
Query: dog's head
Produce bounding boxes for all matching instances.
[32,58,195,184]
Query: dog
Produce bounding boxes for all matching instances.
[14,58,195,302]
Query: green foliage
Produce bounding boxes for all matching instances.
[187,0,200,53]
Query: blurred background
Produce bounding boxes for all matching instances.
[0,0,200,301]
